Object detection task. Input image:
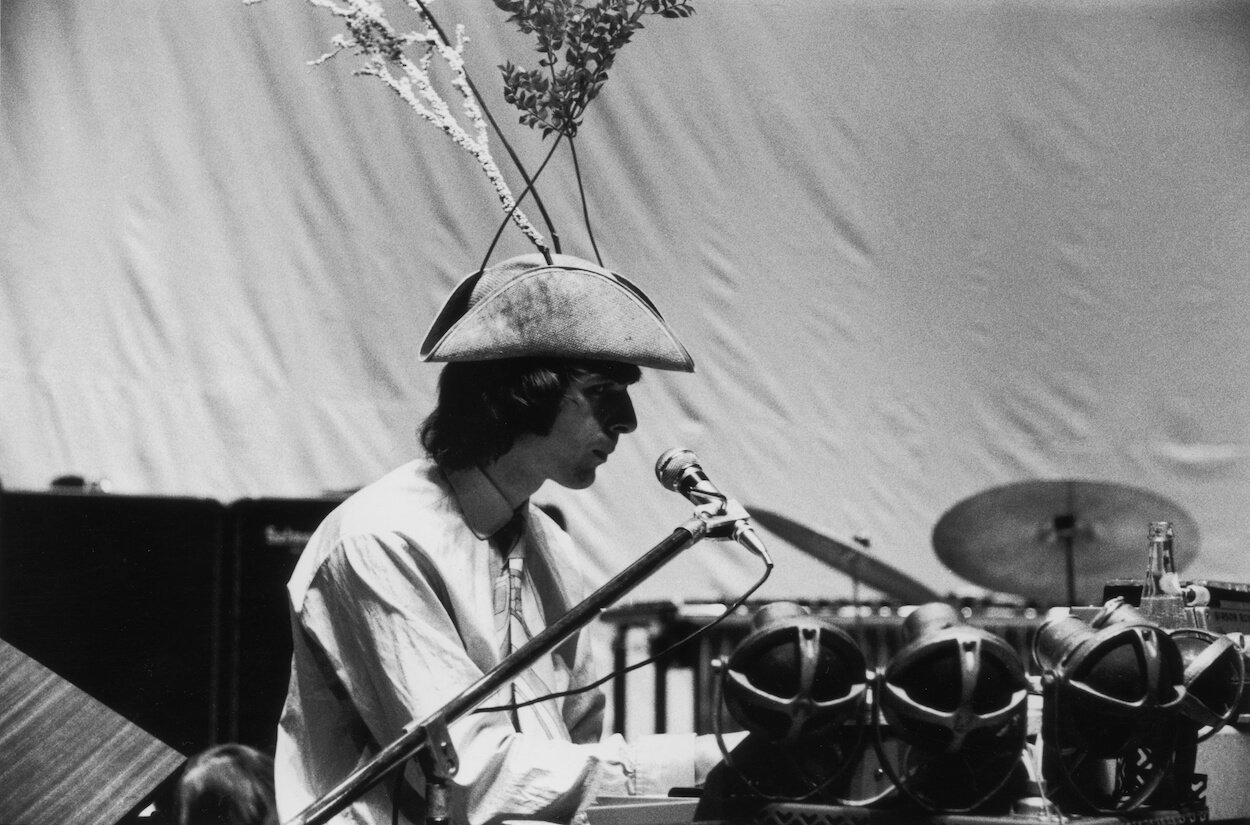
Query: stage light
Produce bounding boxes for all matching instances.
[1152,627,1247,811]
[1032,599,1185,813]
[721,601,868,744]
[1169,627,1244,739]
[873,602,1030,813]
[709,601,870,804]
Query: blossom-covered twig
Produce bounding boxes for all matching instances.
[306,0,548,252]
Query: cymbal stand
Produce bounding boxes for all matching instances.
[1054,512,1077,607]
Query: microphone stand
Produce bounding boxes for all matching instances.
[286,507,737,825]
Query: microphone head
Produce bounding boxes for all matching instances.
[655,448,699,491]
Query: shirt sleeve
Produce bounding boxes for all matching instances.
[298,531,703,825]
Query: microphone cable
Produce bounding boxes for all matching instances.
[473,553,773,715]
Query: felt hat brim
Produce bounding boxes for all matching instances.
[420,254,695,372]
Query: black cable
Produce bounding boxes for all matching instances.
[478,136,563,272]
[475,553,773,714]
[568,139,602,267]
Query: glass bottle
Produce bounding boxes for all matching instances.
[1138,520,1186,628]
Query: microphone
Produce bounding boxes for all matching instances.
[655,448,771,562]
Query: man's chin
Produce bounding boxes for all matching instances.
[555,468,598,490]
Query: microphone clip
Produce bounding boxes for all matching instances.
[693,497,751,540]
[694,499,773,564]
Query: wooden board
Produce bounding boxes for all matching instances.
[0,638,186,825]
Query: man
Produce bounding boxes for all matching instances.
[275,253,731,825]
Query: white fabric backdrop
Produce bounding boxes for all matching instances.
[4,0,1250,605]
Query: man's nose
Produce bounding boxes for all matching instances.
[606,392,637,435]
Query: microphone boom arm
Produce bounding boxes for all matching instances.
[285,514,713,825]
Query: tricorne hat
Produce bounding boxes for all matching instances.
[419,253,695,372]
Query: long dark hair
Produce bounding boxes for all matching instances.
[420,357,641,470]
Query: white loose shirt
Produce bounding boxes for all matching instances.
[275,457,701,825]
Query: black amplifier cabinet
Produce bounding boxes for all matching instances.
[223,496,344,751]
[0,489,225,756]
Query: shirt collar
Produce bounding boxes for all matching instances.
[445,464,522,541]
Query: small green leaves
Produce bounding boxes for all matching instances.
[494,0,694,138]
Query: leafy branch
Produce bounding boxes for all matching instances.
[495,0,695,138]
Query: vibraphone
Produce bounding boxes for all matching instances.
[600,599,1044,736]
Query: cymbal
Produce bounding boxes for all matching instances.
[932,480,1199,606]
[748,506,943,605]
